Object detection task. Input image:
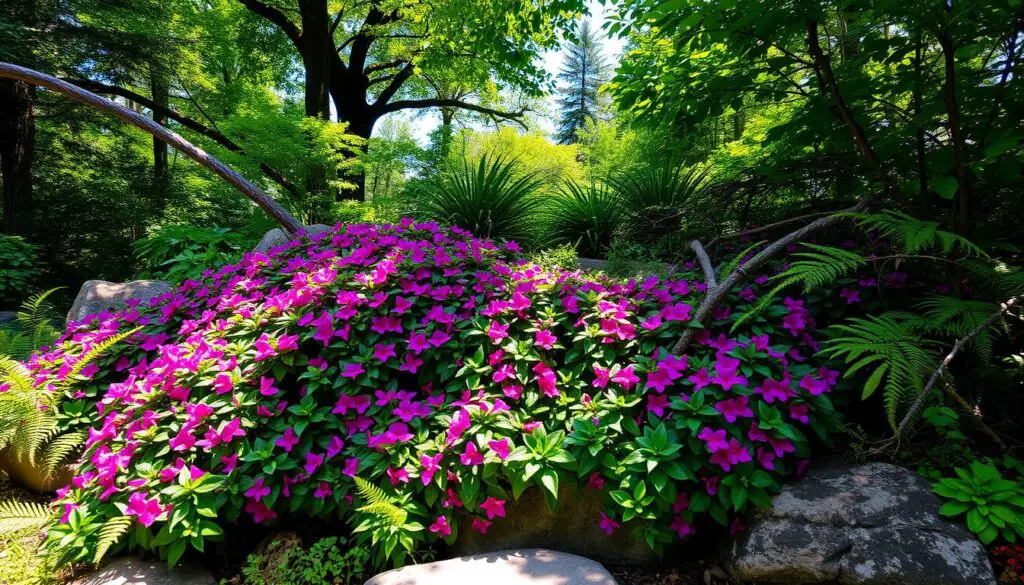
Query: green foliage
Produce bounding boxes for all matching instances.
[527,244,581,271]
[821,313,937,429]
[933,461,1024,545]
[851,211,986,258]
[0,236,43,310]
[241,536,370,585]
[0,289,62,361]
[0,500,51,535]
[610,164,712,249]
[545,181,623,258]
[134,224,261,282]
[416,155,544,244]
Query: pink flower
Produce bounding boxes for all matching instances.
[799,374,828,396]
[341,363,365,379]
[480,497,506,519]
[276,427,300,452]
[593,364,611,388]
[326,436,345,458]
[387,466,410,485]
[407,332,429,354]
[220,453,238,473]
[342,457,360,477]
[314,482,333,499]
[488,438,511,460]
[599,512,620,535]
[213,372,233,394]
[535,329,557,350]
[447,408,472,444]
[259,376,280,396]
[421,453,443,485]
[304,451,324,475]
[429,515,451,537]
[612,365,639,390]
[587,473,605,491]
[698,427,729,452]
[125,492,168,527]
[372,343,396,363]
[709,438,752,471]
[428,330,451,347]
[245,499,277,523]
[488,323,509,343]
[688,368,712,389]
[460,442,485,467]
[669,517,694,538]
[715,396,754,423]
[471,517,492,534]
[245,477,271,500]
[789,403,810,424]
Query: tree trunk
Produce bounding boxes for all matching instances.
[339,115,375,202]
[938,29,970,238]
[0,79,35,236]
[150,62,169,180]
[301,0,331,119]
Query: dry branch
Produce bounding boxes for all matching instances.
[0,62,303,234]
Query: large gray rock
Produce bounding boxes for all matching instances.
[254,224,332,254]
[452,484,657,565]
[0,311,16,324]
[365,549,617,585]
[67,280,172,324]
[725,462,995,585]
[73,557,215,585]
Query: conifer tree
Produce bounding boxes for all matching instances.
[555,19,610,144]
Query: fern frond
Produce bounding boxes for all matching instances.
[16,288,62,331]
[916,295,1002,362]
[850,211,986,257]
[822,313,938,430]
[0,357,34,394]
[720,240,766,278]
[42,430,86,475]
[0,499,52,534]
[733,244,865,330]
[93,515,133,563]
[354,477,407,527]
[65,327,141,381]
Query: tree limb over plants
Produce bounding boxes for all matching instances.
[0,62,304,234]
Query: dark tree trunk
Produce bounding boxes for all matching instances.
[150,63,169,179]
[337,115,376,202]
[301,0,331,119]
[0,79,35,236]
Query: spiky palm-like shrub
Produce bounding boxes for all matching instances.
[610,164,712,247]
[416,155,544,245]
[545,181,623,258]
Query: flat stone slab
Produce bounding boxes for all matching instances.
[365,549,617,585]
[725,461,995,585]
[73,557,215,585]
[67,280,172,325]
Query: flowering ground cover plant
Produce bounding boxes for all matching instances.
[26,219,841,568]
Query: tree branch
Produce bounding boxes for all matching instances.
[671,200,869,355]
[893,295,1021,442]
[68,78,300,197]
[238,0,303,49]
[372,62,415,107]
[707,209,850,247]
[0,62,303,233]
[375,98,529,128]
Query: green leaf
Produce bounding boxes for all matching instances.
[933,176,959,199]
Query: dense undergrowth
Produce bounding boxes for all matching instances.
[18,220,840,569]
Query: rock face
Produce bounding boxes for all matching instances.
[73,557,215,585]
[67,280,173,325]
[452,484,657,566]
[0,311,16,324]
[365,549,617,585]
[725,462,995,585]
[254,224,332,253]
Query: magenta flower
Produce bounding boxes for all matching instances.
[259,376,280,396]
[407,332,429,354]
[587,473,605,491]
[326,436,345,458]
[688,368,712,389]
[372,343,397,363]
[599,512,620,535]
[612,365,639,390]
[799,374,828,396]
[304,451,324,475]
[460,442,485,467]
[429,515,451,537]
[245,499,277,524]
[428,330,451,348]
[220,453,238,473]
[709,438,752,471]
[488,322,509,343]
[314,482,333,499]
[245,477,271,500]
[421,453,443,485]
[472,517,492,534]
[535,329,557,350]
[698,427,729,452]
[387,466,410,486]
[648,394,670,417]
[715,396,754,423]
[447,408,472,444]
[213,372,234,395]
[669,517,694,538]
[341,363,365,379]
[488,438,511,460]
[789,403,810,424]
[342,457,360,477]
[276,427,300,452]
[125,492,168,527]
[479,497,506,519]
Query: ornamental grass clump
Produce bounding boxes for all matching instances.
[18,219,840,568]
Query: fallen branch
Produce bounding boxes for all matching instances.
[942,382,1006,451]
[893,295,1021,441]
[671,200,868,355]
[707,209,847,248]
[0,62,303,234]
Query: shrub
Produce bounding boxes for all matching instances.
[18,220,840,569]
[545,181,623,258]
[415,155,544,245]
[609,164,712,250]
[0,235,43,310]
[241,535,370,585]
[134,224,263,283]
[932,461,1024,545]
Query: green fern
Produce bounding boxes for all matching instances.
[353,477,407,527]
[0,499,51,534]
[849,210,987,257]
[916,295,1004,362]
[92,516,133,563]
[42,430,86,476]
[821,313,938,430]
[733,244,866,330]
[0,288,62,361]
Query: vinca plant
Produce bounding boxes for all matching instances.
[4,220,841,569]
